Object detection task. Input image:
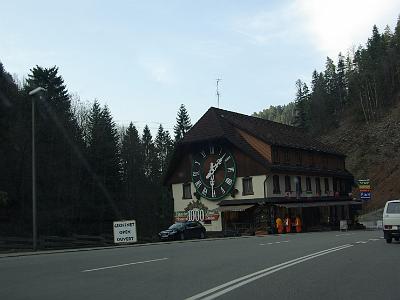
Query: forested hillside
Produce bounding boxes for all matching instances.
[0,64,192,240]
[254,16,400,209]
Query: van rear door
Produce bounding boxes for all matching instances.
[383,201,400,227]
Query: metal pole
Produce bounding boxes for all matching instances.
[32,96,37,251]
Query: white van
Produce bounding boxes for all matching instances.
[383,200,400,243]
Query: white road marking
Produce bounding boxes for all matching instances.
[260,241,290,246]
[369,238,380,241]
[335,233,355,237]
[82,257,168,272]
[185,244,353,300]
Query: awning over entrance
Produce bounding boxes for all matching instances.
[216,204,255,212]
[275,200,361,208]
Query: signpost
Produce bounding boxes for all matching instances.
[113,220,137,244]
[358,179,371,201]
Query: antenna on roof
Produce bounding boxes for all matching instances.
[216,78,222,108]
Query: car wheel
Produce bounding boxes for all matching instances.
[180,233,185,240]
[386,238,392,244]
[200,231,205,239]
[395,237,399,242]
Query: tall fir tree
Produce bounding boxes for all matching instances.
[24,66,84,235]
[86,101,122,233]
[121,122,144,218]
[174,104,192,142]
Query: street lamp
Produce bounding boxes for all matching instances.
[28,87,46,251]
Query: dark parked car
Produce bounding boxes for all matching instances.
[158,221,206,241]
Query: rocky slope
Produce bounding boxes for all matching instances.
[321,103,400,211]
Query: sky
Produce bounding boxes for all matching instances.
[2,0,400,135]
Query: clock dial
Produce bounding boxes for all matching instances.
[191,144,236,200]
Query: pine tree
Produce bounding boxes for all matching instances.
[293,79,310,129]
[174,104,192,142]
[142,125,159,180]
[86,101,122,233]
[121,122,144,218]
[24,65,84,235]
[154,124,174,176]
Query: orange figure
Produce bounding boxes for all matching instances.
[285,216,292,233]
[295,216,302,233]
[276,217,284,234]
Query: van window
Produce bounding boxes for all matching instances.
[387,202,400,213]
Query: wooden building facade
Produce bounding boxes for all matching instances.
[164,107,360,234]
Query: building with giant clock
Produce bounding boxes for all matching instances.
[164,107,361,234]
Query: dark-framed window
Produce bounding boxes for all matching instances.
[285,175,291,192]
[306,177,312,192]
[324,178,330,193]
[284,150,290,163]
[315,177,321,195]
[242,177,254,195]
[295,151,302,166]
[295,176,302,193]
[322,156,328,169]
[182,183,192,199]
[309,153,315,167]
[273,175,281,194]
[272,148,280,163]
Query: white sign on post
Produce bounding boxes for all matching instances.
[113,220,137,244]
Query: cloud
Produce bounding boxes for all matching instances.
[233,7,299,45]
[293,0,400,57]
[233,0,400,58]
[139,58,176,85]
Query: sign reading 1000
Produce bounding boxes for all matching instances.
[191,144,236,200]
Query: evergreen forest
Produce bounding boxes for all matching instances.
[0,65,192,241]
[254,17,400,136]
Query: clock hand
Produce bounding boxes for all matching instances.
[210,174,215,196]
[206,153,226,179]
[206,162,214,180]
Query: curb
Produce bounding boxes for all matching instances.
[0,235,254,259]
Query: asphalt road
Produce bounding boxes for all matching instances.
[1,230,399,300]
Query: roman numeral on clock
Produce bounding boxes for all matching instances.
[209,145,214,154]
[202,187,207,195]
[225,178,233,185]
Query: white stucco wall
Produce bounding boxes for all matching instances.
[172,175,335,232]
[172,175,267,231]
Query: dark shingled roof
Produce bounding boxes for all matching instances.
[181,107,344,156]
[163,107,350,184]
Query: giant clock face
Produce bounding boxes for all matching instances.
[191,144,236,200]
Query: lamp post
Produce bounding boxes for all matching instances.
[28,87,46,251]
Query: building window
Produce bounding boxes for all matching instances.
[284,175,291,192]
[315,177,321,195]
[273,175,281,194]
[324,178,330,193]
[295,176,302,194]
[309,153,315,167]
[306,177,312,192]
[284,150,290,163]
[322,156,328,169]
[295,151,302,166]
[273,148,280,163]
[182,183,192,199]
[242,177,254,195]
